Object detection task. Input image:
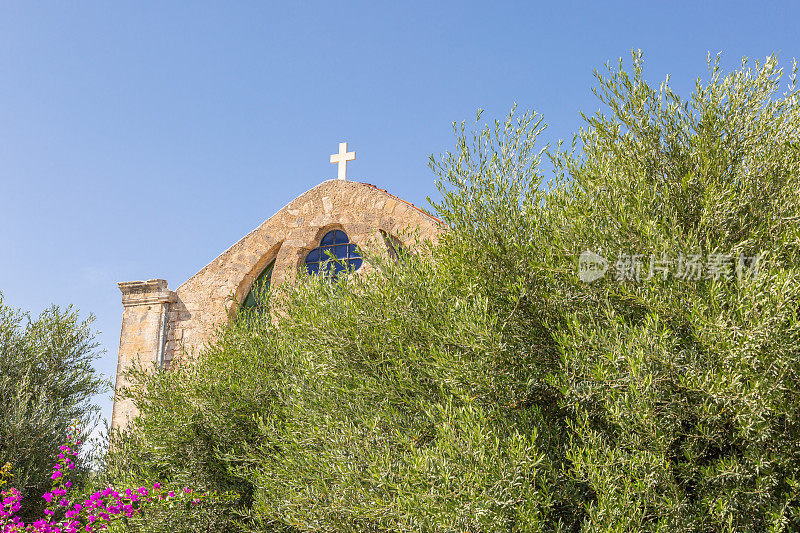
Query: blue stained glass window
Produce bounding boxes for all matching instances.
[321,231,337,246]
[305,230,362,279]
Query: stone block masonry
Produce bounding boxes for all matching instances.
[111,279,176,430]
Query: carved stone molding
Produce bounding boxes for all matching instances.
[118,279,177,307]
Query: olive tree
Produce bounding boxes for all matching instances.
[0,296,107,520]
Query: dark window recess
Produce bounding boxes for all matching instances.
[242,259,275,311]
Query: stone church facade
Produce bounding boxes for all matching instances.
[110,178,443,431]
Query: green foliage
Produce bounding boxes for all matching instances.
[110,52,800,531]
[0,296,107,521]
[543,52,800,531]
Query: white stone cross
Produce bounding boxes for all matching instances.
[330,142,355,180]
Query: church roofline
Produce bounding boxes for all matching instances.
[359,182,445,226]
[175,179,444,292]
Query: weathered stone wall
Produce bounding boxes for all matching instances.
[110,279,176,430]
[111,180,443,430]
[165,180,443,364]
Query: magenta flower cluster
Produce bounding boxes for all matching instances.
[0,433,214,533]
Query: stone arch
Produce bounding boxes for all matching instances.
[379,229,406,261]
[234,241,282,309]
[164,179,443,362]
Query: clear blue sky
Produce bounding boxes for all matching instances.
[1,1,797,428]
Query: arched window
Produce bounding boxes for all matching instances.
[381,231,407,262]
[242,259,275,311]
[304,229,362,279]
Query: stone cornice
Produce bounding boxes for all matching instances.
[118,279,176,307]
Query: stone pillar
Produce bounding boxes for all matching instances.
[110,279,176,432]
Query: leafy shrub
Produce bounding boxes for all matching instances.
[0,298,107,521]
